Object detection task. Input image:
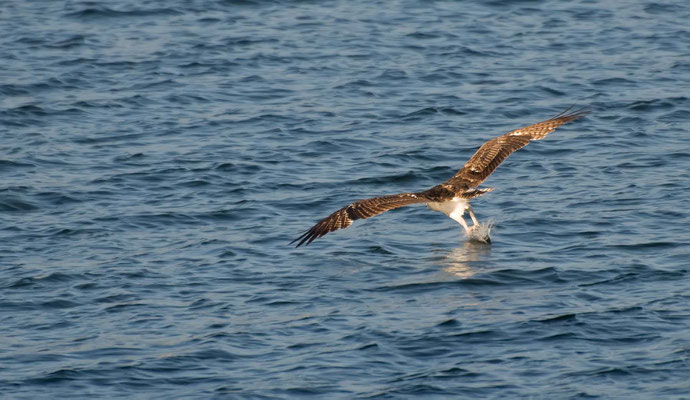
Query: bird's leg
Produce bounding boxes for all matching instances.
[465,205,491,243]
[467,205,479,226]
[449,210,472,236]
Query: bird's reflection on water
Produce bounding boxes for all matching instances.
[440,240,492,279]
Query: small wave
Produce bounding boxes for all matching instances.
[435,318,461,327]
[23,368,82,385]
[35,192,82,206]
[0,160,35,170]
[46,35,86,49]
[660,109,690,122]
[610,241,679,251]
[5,272,78,289]
[628,99,675,112]
[0,196,39,211]
[592,77,636,87]
[643,3,683,14]
[406,31,442,40]
[536,313,578,323]
[377,278,504,293]
[40,299,81,309]
[349,170,420,185]
[537,86,566,96]
[490,267,564,285]
[402,107,439,119]
[66,7,183,19]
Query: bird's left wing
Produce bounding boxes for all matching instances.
[291,192,431,247]
[446,107,588,188]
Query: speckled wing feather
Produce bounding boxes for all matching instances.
[446,107,588,188]
[291,193,430,247]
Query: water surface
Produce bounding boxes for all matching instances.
[1,0,689,398]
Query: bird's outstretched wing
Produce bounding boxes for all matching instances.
[446,106,588,188]
[291,192,433,247]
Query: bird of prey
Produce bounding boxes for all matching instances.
[292,106,588,247]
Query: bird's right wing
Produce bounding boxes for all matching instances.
[446,107,589,188]
[291,192,433,247]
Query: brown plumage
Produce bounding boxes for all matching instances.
[446,106,589,189]
[292,106,588,247]
[291,193,429,247]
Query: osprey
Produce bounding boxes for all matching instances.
[292,107,588,247]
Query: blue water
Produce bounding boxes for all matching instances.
[2,0,689,398]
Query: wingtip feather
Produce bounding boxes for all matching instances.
[290,229,312,247]
[554,104,590,120]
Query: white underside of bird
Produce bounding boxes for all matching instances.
[426,197,490,242]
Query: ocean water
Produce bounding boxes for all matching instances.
[1,0,689,398]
